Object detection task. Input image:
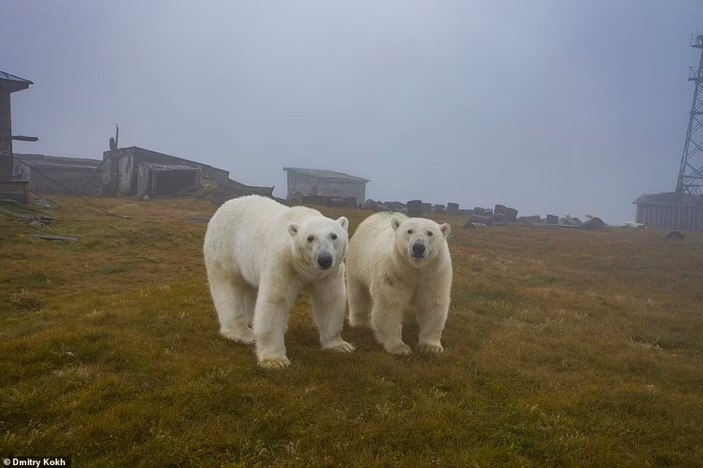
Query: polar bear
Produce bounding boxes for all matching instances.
[203,195,354,369]
[346,212,452,355]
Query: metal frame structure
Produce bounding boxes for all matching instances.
[0,70,35,203]
[676,34,703,195]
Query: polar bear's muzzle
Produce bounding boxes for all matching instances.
[411,241,428,259]
[317,252,334,269]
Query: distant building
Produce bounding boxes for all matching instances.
[635,35,703,232]
[103,146,273,199]
[633,192,703,231]
[14,153,102,195]
[283,167,369,205]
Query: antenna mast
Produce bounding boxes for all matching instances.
[676,34,703,195]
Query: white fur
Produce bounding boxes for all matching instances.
[203,195,354,369]
[346,212,452,355]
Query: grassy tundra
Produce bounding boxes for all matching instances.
[1,197,702,466]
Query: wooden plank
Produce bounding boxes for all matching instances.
[30,234,78,242]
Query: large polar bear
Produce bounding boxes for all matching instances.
[203,195,354,369]
[346,212,452,355]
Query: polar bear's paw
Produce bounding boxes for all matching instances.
[220,327,255,345]
[323,339,356,353]
[417,342,444,354]
[385,342,412,355]
[258,356,291,369]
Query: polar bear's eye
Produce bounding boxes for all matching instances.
[407,229,414,234]
[331,233,337,240]
[427,231,433,236]
[307,235,315,242]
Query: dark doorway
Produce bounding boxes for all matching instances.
[152,169,198,196]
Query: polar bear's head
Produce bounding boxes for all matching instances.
[391,216,450,267]
[288,216,349,274]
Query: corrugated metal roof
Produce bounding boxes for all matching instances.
[122,146,228,174]
[142,162,201,171]
[283,167,369,183]
[15,153,102,168]
[633,192,703,206]
[0,70,33,89]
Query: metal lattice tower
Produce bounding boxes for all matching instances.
[676,34,703,195]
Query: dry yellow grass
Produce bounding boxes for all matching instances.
[1,196,702,466]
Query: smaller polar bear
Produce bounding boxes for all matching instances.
[203,195,354,369]
[346,212,452,355]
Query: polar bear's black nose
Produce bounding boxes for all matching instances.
[318,253,333,269]
[412,243,426,257]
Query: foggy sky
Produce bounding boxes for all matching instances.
[2,1,703,223]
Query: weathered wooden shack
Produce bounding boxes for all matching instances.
[14,153,102,195]
[633,192,703,231]
[283,167,369,205]
[103,146,272,199]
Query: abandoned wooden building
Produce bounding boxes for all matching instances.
[14,153,102,195]
[633,192,703,232]
[0,70,34,202]
[283,167,369,205]
[103,146,273,199]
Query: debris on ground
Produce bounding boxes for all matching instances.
[29,234,78,242]
[579,216,606,230]
[623,221,646,229]
[0,206,54,226]
[560,214,582,226]
[24,216,54,226]
[545,214,559,225]
[517,215,542,224]
[461,203,613,231]
[664,230,685,241]
[33,198,53,209]
[467,214,493,226]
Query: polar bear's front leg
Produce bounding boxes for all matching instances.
[253,279,298,369]
[413,284,450,354]
[206,263,255,344]
[310,267,355,353]
[369,283,412,355]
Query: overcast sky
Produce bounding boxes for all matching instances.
[2,1,702,222]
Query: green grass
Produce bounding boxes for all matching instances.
[1,197,703,466]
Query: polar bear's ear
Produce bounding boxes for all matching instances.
[336,216,349,232]
[391,218,402,231]
[288,224,299,237]
[439,223,451,239]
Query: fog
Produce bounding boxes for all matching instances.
[3,1,702,223]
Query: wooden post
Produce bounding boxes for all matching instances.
[0,90,12,175]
